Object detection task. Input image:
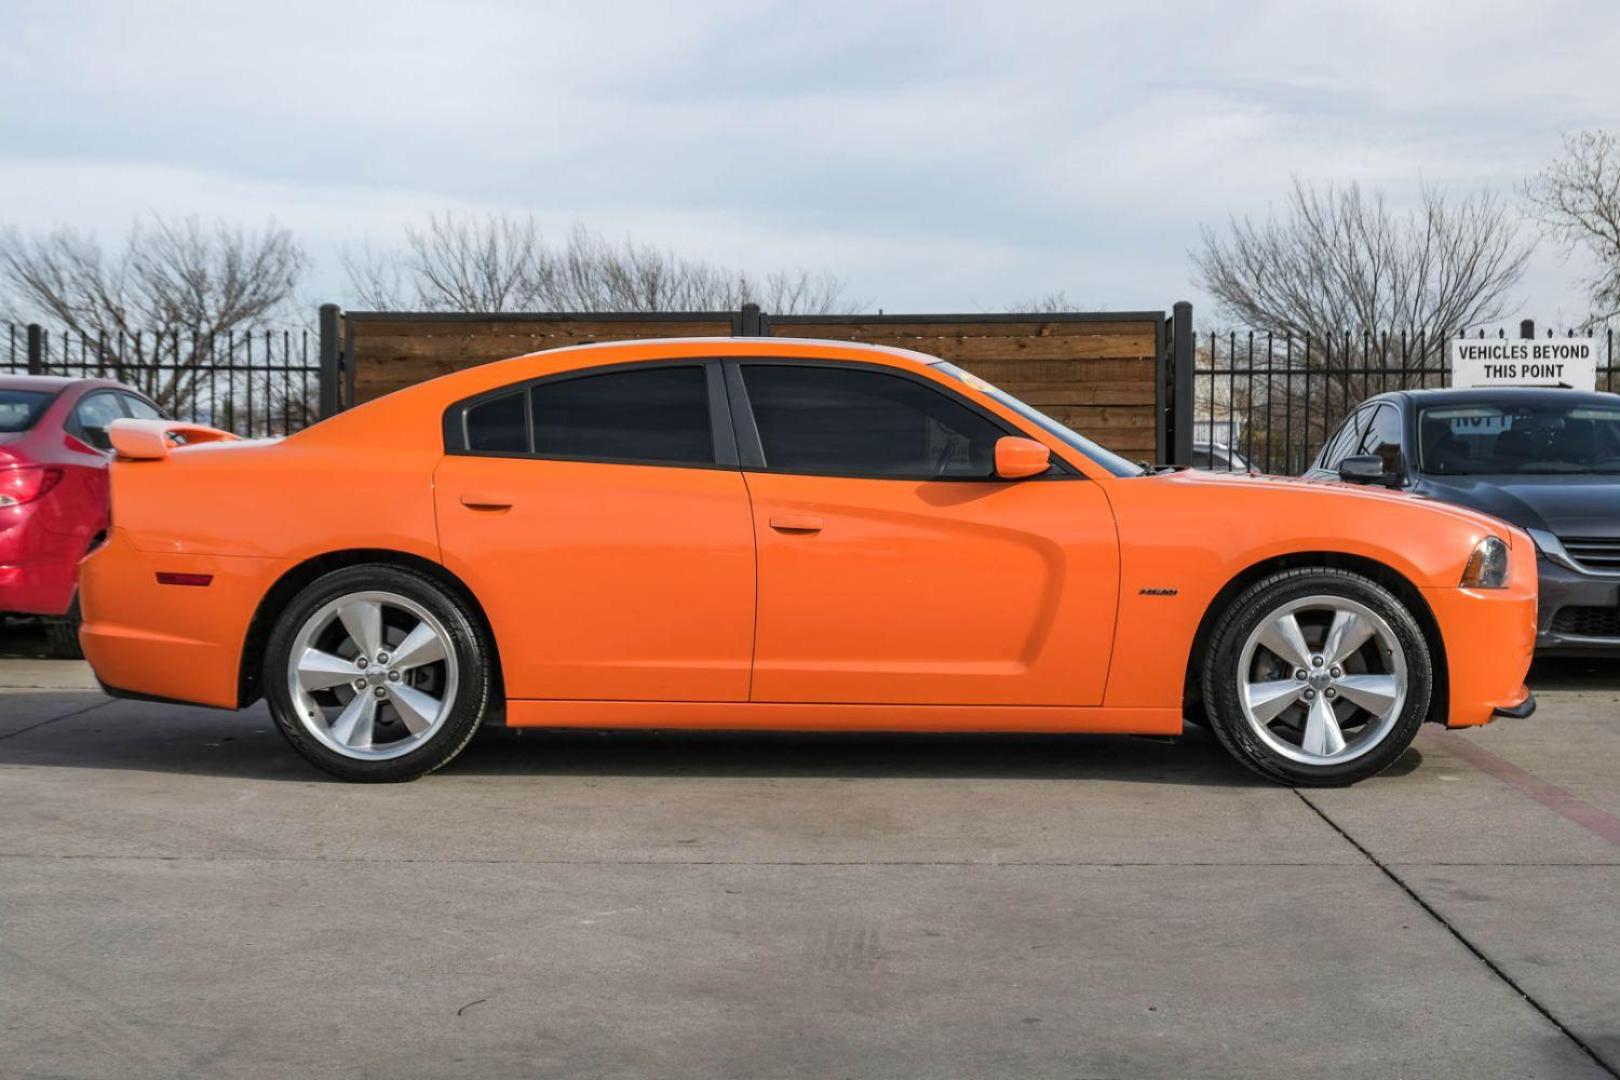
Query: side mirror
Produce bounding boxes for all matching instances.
[1338,454,1401,488]
[994,436,1050,480]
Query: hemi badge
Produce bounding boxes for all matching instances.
[1139,587,1178,597]
[156,572,214,587]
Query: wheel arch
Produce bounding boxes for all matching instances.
[1182,551,1448,725]
[236,548,502,709]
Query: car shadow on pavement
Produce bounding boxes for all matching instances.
[0,697,1328,787]
[0,619,54,660]
[447,724,1288,787]
[1528,655,1620,692]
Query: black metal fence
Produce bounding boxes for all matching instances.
[2,322,323,437]
[1193,325,1619,475]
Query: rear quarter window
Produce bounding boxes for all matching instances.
[0,389,53,433]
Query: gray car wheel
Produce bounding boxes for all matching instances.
[1201,567,1432,786]
[264,565,493,782]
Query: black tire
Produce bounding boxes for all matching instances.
[44,597,84,660]
[1200,567,1432,787]
[264,564,493,782]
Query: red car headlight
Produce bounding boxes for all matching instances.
[0,465,64,508]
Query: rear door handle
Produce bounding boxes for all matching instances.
[460,492,515,510]
[769,514,823,533]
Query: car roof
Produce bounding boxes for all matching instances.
[0,373,129,392]
[509,335,947,370]
[1384,386,1620,408]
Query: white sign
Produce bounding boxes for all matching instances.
[1450,338,1598,391]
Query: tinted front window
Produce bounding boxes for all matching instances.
[743,365,1005,478]
[531,366,712,465]
[1419,400,1620,474]
[0,389,52,433]
[1318,407,1372,471]
[1357,404,1404,472]
[935,362,1143,477]
[465,390,528,453]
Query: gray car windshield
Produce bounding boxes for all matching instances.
[1419,401,1620,475]
[0,389,52,433]
[934,362,1145,477]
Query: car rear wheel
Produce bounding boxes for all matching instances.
[1201,568,1432,786]
[264,565,493,782]
[43,596,84,660]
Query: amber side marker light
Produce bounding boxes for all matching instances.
[155,572,214,587]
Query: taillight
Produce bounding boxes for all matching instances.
[0,465,64,508]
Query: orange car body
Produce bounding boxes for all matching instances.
[79,338,1537,733]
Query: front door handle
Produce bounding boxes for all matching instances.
[769,514,823,533]
[460,492,515,510]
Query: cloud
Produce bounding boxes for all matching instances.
[0,0,1614,323]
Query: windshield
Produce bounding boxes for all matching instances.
[1419,400,1620,475]
[934,362,1146,477]
[0,389,53,433]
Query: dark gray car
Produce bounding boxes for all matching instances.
[1306,387,1620,657]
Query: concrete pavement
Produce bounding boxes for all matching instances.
[1,631,1617,1078]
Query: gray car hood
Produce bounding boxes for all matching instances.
[1414,473,1620,538]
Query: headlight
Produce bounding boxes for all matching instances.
[1460,536,1511,589]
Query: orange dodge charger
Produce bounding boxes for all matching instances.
[80,338,1538,784]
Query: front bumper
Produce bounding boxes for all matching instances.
[1535,556,1620,656]
[1422,533,1540,729]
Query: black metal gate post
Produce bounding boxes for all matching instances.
[318,304,343,418]
[25,323,43,375]
[733,303,766,337]
[1169,301,1194,466]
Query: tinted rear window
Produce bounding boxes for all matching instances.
[530,366,712,465]
[465,391,528,453]
[0,389,53,433]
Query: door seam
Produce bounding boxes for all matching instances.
[739,470,761,703]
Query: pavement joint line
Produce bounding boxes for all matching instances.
[2,851,1613,868]
[1294,788,1620,1080]
[1428,731,1620,850]
[0,697,114,743]
[0,853,1382,867]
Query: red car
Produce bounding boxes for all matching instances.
[0,375,166,656]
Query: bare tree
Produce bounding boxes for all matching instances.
[1193,178,1533,343]
[1192,180,1533,474]
[1525,130,1620,326]
[339,243,412,312]
[346,215,852,315]
[1008,290,1089,313]
[0,216,308,413]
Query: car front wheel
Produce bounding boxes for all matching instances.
[264,565,493,782]
[1201,567,1432,786]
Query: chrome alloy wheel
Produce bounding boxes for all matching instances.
[1237,595,1408,767]
[287,590,460,761]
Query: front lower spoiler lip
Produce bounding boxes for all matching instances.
[1492,689,1537,720]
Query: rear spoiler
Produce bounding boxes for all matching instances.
[108,418,242,461]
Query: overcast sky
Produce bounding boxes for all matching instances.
[1,0,1615,326]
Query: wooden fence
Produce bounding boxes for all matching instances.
[330,306,1173,462]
